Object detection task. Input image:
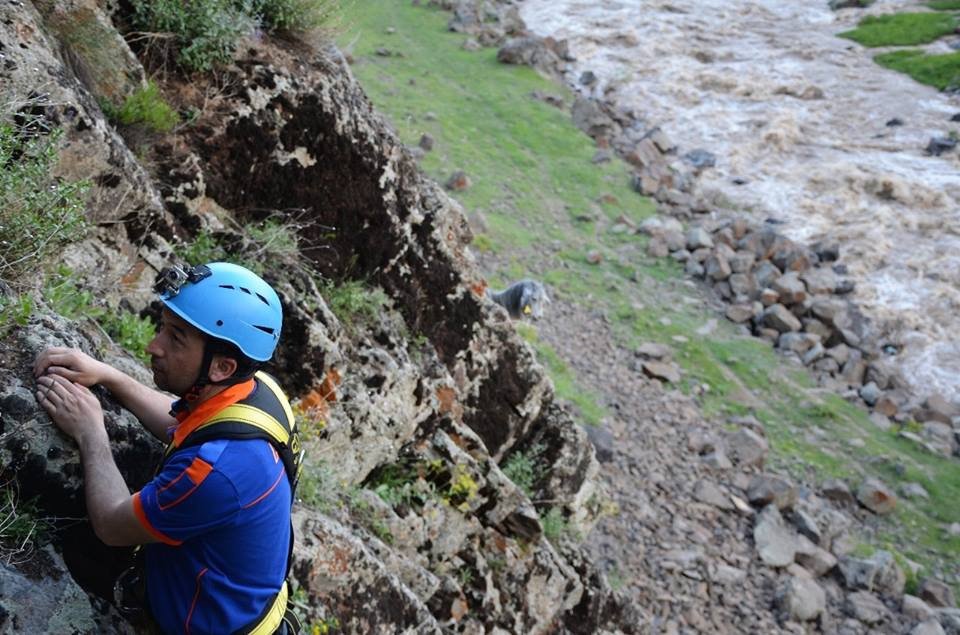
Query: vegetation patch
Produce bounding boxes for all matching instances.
[875,49,960,91]
[838,12,958,47]
[0,121,88,286]
[130,0,341,72]
[45,270,156,363]
[0,482,52,565]
[927,0,960,9]
[501,444,545,497]
[101,82,178,133]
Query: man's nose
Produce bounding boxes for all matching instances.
[145,335,162,357]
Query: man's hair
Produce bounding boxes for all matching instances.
[206,337,262,380]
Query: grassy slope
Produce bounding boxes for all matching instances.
[838,6,960,91]
[339,3,960,587]
[838,12,957,47]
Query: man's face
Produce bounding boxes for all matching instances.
[146,308,205,395]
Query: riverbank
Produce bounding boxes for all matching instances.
[337,0,960,627]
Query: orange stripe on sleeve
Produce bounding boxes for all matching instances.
[132,492,182,546]
[158,458,214,511]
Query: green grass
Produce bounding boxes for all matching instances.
[839,12,958,47]
[928,0,960,10]
[0,122,89,285]
[876,49,960,91]
[341,2,960,590]
[102,82,178,133]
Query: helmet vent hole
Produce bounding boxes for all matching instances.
[219,284,235,290]
[254,325,275,335]
[239,287,252,295]
[255,293,270,306]
[216,320,224,327]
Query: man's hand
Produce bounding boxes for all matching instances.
[34,347,110,388]
[35,374,106,447]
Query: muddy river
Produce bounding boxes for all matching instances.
[520,0,960,401]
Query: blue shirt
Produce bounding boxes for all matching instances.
[134,437,291,634]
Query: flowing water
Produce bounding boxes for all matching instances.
[520,0,960,402]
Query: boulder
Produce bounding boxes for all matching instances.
[771,272,807,305]
[821,479,855,505]
[911,619,947,635]
[776,576,826,622]
[762,304,802,333]
[845,590,888,625]
[856,478,897,515]
[753,505,798,567]
[839,550,905,597]
[903,594,935,622]
[748,474,798,510]
[922,422,956,457]
[920,579,956,609]
[726,428,769,468]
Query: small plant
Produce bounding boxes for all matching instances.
[102,82,178,133]
[44,270,155,363]
[297,461,339,512]
[447,464,479,512]
[131,0,256,72]
[0,120,89,285]
[540,507,568,543]
[319,278,389,329]
[456,566,475,587]
[0,293,34,335]
[0,482,51,565]
[501,444,545,497]
[252,0,341,32]
[367,459,440,510]
[175,229,228,267]
[471,233,494,253]
[311,616,341,635]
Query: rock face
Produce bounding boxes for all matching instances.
[0,2,632,633]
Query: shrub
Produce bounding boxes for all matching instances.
[501,444,545,497]
[131,0,256,72]
[0,121,88,285]
[130,0,342,72]
[103,82,178,132]
[0,482,51,565]
[252,0,341,32]
[319,278,389,328]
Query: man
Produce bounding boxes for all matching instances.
[34,262,299,634]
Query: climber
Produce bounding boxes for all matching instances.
[487,279,551,320]
[34,262,302,635]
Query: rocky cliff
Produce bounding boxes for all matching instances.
[0,1,634,632]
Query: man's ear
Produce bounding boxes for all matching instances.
[208,355,239,383]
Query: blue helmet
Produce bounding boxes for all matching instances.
[155,262,283,362]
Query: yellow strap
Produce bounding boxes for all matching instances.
[196,404,290,445]
[255,371,296,431]
[248,581,288,635]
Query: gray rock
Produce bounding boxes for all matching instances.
[778,332,820,355]
[694,480,735,510]
[839,550,905,597]
[727,427,769,468]
[748,474,798,510]
[922,422,956,457]
[856,478,897,515]
[754,505,798,567]
[901,482,930,500]
[859,382,881,406]
[772,272,807,305]
[726,304,756,323]
[920,578,956,608]
[763,304,802,333]
[686,227,715,250]
[821,479,855,505]
[730,250,756,273]
[636,342,672,360]
[903,594,935,621]
[845,590,888,625]
[801,267,838,294]
[776,576,826,621]
[791,509,823,544]
[796,542,838,577]
[936,608,960,634]
[641,360,682,383]
[913,619,947,635]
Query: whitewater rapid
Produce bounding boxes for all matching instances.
[520,0,960,402]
